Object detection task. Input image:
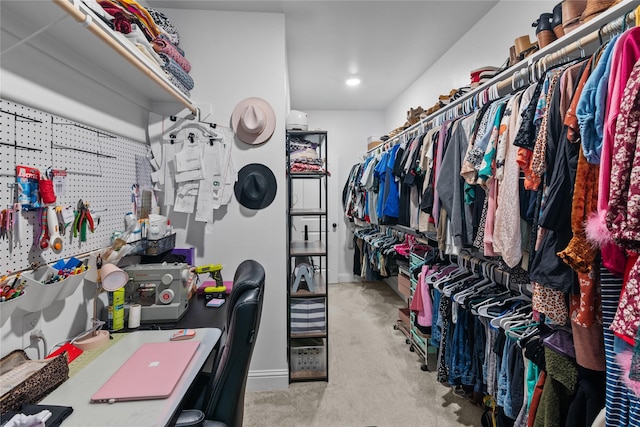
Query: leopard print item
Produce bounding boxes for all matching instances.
[532,281,569,325]
[0,350,69,414]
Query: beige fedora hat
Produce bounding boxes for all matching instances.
[231,97,276,145]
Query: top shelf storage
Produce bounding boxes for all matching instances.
[1,0,196,114]
[287,130,328,139]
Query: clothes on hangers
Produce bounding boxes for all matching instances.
[342,21,640,427]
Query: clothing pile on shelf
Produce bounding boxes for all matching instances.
[470,66,501,88]
[85,0,193,96]
[345,25,640,427]
[287,135,326,174]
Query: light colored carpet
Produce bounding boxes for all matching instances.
[243,281,483,427]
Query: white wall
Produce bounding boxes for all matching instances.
[0,5,289,391]
[304,111,386,283]
[384,0,556,131]
[157,8,289,390]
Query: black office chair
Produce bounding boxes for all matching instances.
[176,259,265,427]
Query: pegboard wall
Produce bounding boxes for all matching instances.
[0,98,149,273]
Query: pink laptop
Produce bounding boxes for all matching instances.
[90,340,200,403]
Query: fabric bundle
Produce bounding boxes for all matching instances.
[152,38,190,72]
[288,136,325,174]
[158,53,194,92]
[147,8,181,46]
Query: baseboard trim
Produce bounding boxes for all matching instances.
[247,369,289,391]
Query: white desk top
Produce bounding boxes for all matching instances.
[40,328,221,427]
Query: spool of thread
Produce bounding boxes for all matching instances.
[39,180,56,204]
[128,304,141,329]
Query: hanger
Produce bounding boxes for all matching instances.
[506,320,540,341]
[488,303,531,328]
[180,120,219,139]
[575,38,586,59]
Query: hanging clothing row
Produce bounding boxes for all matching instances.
[352,226,403,280]
[344,17,640,427]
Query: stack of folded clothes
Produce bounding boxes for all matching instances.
[438,86,473,107]
[87,0,194,96]
[469,66,501,88]
[288,136,326,174]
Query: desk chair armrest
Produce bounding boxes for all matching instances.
[175,409,228,427]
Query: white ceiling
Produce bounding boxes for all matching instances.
[147,1,499,111]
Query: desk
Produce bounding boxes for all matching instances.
[40,328,221,427]
[106,295,227,332]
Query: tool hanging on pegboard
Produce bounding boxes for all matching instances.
[73,199,95,242]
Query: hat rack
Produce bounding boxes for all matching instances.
[368,0,639,157]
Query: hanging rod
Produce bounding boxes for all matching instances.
[373,0,639,155]
[495,5,637,94]
[51,0,197,115]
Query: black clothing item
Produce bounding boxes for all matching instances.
[529,77,579,293]
[496,406,515,427]
[513,78,545,150]
[519,178,538,222]
[392,146,406,178]
[565,367,605,427]
[353,235,362,276]
[398,181,411,227]
[472,185,486,243]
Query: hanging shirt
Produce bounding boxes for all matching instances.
[576,34,620,164]
[381,144,401,222]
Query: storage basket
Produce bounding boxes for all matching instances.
[20,267,64,312]
[290,297,326,335]
[0,291,27,326]
[290,338,326,372]
[0,350,68,415]
[144,233,176,256]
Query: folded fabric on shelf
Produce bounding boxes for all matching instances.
[158,52,194,91]
[147,7,181,46]
[165,73,191,97]
[153,37,191,73]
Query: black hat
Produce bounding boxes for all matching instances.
[234,163,277,209]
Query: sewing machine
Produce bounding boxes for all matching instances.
[123,262,191,323]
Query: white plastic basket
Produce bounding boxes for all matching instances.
[291,340,326,372]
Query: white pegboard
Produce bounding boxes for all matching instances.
[0,98,148,273]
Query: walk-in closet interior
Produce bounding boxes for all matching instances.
[2,0,640,426]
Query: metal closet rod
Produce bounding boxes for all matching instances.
[368,1,639,155]
[51,0,197,115]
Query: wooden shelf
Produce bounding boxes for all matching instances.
[289,241,326,256]
[290,332,327,339]
[287,130,327,138]
[288,171,328,178]
[290,272,327,297]
[289,208,327,216]
[1,0,196,113]
[290,370,328,381]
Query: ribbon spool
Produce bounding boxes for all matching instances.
[39,179,56,205]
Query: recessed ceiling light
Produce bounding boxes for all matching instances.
[346,77,361,87]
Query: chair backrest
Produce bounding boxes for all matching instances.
[202,259,265,427]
